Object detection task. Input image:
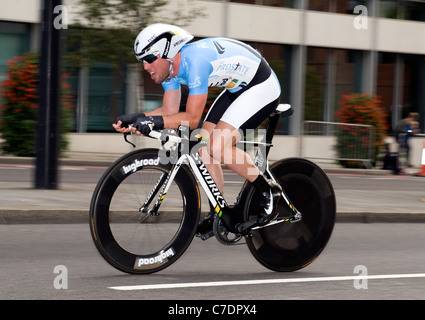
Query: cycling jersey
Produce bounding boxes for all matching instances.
[162,37,282,131]
[162,37,265,95]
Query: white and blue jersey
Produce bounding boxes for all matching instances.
[162,38,265,95]
[162,37,282,131]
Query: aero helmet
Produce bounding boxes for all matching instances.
[134,23,194,62]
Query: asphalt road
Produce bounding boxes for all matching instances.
[2,164,425,303]
[2,162,425,192]
[1,223,425,301]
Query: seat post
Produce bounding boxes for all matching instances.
[263,112,280,157]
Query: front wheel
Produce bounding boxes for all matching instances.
[89,148,200,274]
[244,158,336,272]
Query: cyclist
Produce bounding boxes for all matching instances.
[113,23,282,234]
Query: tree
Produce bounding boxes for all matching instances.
[0,53,71,156]
[335,93,388,168]
[65,0,205,70]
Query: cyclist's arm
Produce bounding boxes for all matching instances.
[148,55,211,130]
[161,92,207,130]
[161,56,210,130]
[147,89,207,130]
[146,89,181,116]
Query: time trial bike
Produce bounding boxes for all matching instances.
[89,104,336,274]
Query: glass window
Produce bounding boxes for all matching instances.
[66,63,126,132]
[261,0,294,7]
[0,22,30,84]
[376,53,425,134]
[404,0,425,21]
[305,47,363,122]
[252,42,292,134]
[229,0,294,8]
[379,0,399,18]
[309,0,367,14]
[376,52,396,125]
[308,0,330,11]
[380,0,425,21]
[403,54,425,131]
[305,47,327,121]
[229,0,256,4]
[86,63,125,132]
[334,49,363,108]
[335,0,367,14]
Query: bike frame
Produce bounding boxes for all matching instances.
[143,104,301,225]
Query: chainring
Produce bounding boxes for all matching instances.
[213,215,243,245]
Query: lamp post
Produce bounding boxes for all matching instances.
[35,0,62,189]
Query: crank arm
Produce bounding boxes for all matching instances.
[251,212,302,230]
[235,211,302,234]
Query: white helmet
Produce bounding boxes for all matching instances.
[134,23,194,62]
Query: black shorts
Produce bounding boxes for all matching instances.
[205,58,281,132]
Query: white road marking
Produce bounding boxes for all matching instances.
[109,273,425,291]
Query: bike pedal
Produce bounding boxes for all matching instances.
[235,219,259,233]
[196,230,215,241]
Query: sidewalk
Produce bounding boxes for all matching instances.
[1,153,425,224]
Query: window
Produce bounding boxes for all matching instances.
[0,22,30,84]
[380,0,425,21]
[309,0,366,13]
[228,0,294,8]
[306,47,363,122]
[376,52,425,133]
[305,47,327,121]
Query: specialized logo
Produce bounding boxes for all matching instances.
[213,40,225,54]
[121,158,160,174]
[193,154,226,210]
[134,248,175,269]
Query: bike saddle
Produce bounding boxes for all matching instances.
[275,104,293,118]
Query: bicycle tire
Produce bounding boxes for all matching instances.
[244,158,336,272]
[89,148,200,274]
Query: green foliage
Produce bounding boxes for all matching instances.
[335,93,388,168]
[0,53,71,156]
[65,0,205,69]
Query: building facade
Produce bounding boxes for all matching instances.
[1,0,425,135]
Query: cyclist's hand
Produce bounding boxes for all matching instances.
[112,113,145,132]
[133,116,164,136]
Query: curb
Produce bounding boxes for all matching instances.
[0,156,115,168]
[0,155,397,175]
[335,212,425,223]
[1,209,424,225]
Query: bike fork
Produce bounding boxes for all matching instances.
[140,159,184,216]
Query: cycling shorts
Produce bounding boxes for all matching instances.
[204,58,281,132]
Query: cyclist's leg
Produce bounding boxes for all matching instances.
[208,120,258,182]
[196,121,224,238]
[216,74,282,227]
[201,73,280,185]
[202,60,282,230]
[199,121,224,192]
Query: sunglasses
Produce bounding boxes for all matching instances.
[142,54,159,64]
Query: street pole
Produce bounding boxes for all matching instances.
[35,0,62,189]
